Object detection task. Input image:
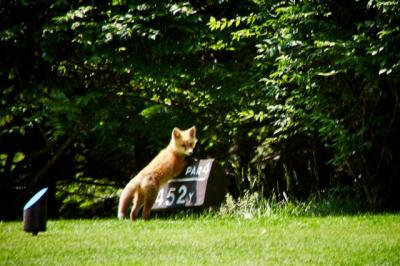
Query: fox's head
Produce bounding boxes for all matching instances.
[170,126,197,156]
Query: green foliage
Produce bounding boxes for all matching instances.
[218,189,368,219]
[209,0,400,209]
[1,0,400,219]
[56,177,118,218]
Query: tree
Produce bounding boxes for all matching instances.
[1,0,399,219]
[0,0,256,219]
[209,0,400,209]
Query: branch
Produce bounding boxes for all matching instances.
[8,127,81,213]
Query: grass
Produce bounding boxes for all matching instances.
[1,214,400,265]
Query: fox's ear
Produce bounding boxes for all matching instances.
[172,127,181,139]
[188,126,196,138]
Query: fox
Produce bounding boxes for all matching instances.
[118,126,197,221]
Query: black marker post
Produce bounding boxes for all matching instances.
[23,187,48,236]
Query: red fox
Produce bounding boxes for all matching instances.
[118,126,197,220]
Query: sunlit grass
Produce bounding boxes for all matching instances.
[1,214,399,265]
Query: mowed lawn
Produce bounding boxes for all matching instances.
[1,215,399,265]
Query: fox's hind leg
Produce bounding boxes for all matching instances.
[141,186,159,220]
[130,189,143,221]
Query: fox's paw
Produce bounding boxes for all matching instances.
[117,212,125,220]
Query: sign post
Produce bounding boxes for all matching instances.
[152,159,228,210]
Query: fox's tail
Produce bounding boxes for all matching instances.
[117,180,137,219]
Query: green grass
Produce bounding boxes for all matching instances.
[1,215,400,265]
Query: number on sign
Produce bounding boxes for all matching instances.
[166,187,176,206]
[176,185,187,205]
[154,184,195,207]
[155,188,164,206]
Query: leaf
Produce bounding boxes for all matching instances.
[140,105,167,119]
[13,152,25,163]
[0,115,14,126]
[235,18,241,27]
[315,70,339,77]
[208,16,217,30]
[8,68,16,80]
[378,68,387,75]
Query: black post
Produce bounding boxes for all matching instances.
[23,187,48,236]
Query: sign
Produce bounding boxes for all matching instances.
[152,159,228,210]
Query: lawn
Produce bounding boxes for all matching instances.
[1,215,399,265]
